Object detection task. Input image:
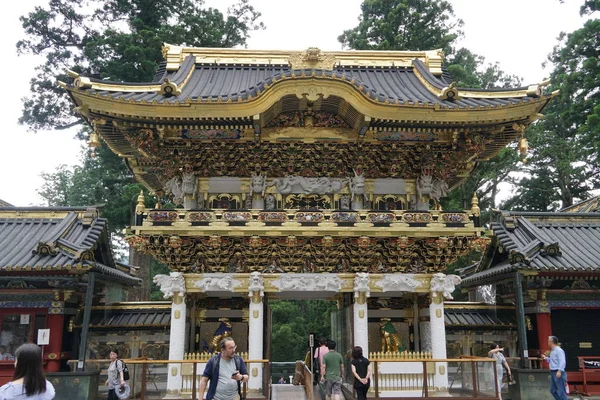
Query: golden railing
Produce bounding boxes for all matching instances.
[367,357,498,399]
[139,208,477,229]
[68,357,269,400]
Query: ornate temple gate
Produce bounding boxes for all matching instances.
[61,44,554,398]
[150,269,465,397]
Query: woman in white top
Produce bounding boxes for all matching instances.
[105,349,125,400]
[0,343,55,400]
[488,343,511,400]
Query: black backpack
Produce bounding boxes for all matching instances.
[119,360,130,381]
[211,354,243,399]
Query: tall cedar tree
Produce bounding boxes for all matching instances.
[19,0,265,233]
[501,17,600,210]
[339,0,522,222]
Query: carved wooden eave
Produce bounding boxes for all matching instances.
[61,72,555,125]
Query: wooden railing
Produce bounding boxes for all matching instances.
[294,361,313,400]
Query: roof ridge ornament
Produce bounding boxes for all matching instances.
[288,47,336,70]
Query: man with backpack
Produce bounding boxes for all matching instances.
[198,337,249,400]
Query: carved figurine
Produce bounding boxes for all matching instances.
[211,318,233,353]
[430,179,449,210]
[164,176,184,205]
[265,194,276,210]
[349,168,368,203]
[379,318,406,353]
[340,195,351,210]
[416,169,433,197]
[250,171,268,197]
[181,172,197,197]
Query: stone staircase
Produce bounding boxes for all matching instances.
[271,384,308,400]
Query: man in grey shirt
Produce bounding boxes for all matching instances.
[198,337,249,400]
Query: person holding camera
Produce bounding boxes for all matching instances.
[198,337,248,400]
[489,343,511,400]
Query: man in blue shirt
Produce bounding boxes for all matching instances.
[198,337,249,400]
[542,335,567,400]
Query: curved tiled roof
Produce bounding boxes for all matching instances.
[81,60,539,110]
[461,210,600,286]
[0,208,140,285]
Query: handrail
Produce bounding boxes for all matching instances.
[370,357,498,399]
[295,361,313,400]
[67,358,270,400]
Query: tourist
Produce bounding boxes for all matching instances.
[542,336,567,400]
[198,337,249,400]
[105,349,125,400]
[350,346,371,400]
[278,376,285,384]
[314,337,329,383]
[0,343,55,399]
[0,346,14,361]
[488,343,511,400]
[321,340,344,400]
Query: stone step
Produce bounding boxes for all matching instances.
[271,384,308,400]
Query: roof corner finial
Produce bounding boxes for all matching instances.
[136,190,146,215]
[471,193,481,217]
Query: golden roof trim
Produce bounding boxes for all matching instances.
[163,43,444,73]
[68,76,553,125]
[412,62,556,100]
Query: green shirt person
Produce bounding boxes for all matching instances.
[321,340,345,400]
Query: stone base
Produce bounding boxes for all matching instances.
[46,370,100,400]
[508,368,553,400]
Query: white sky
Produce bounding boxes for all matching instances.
[0,0,590,206]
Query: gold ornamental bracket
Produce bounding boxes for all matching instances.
[288,48,336,70]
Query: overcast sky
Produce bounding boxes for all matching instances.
[0,0,590,206]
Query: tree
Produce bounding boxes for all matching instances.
[338,0,463,55]
[18,0,265,131]
[37,146,150,232]
[501,18,600,209]
[340,1,523,219]
[270,300,337,362]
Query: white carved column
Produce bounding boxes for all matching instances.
[429,273,461,393]
[353,273,370,354]
[153,272,187,398]
[248,272,265,391]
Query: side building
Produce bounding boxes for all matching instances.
[0,206,141,386]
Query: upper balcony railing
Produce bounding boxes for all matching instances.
[136,208,479,230]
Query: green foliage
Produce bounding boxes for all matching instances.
[150,259,171,300]
[38,145,152,233]
[338,0,463,55]
[270,300,337,362]
[17,0,265,132]
[447,48,522,89]
[502,18,600,209]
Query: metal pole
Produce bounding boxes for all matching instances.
[77,272,95,371]
[514,272,530,368]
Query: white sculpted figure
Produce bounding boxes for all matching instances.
[340,195,351,210]
[265,194,276,210]
[353,272,370,299]
[250,172,268,196]
[349,168,367,202]
[417,170,433,197]
[164,176,184,204]
[248,271,265,299]
[431,179,449,208]
[430,273,462,299]
[269,175,301,194]
[314,275,343,291]
[153,272,185,299]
